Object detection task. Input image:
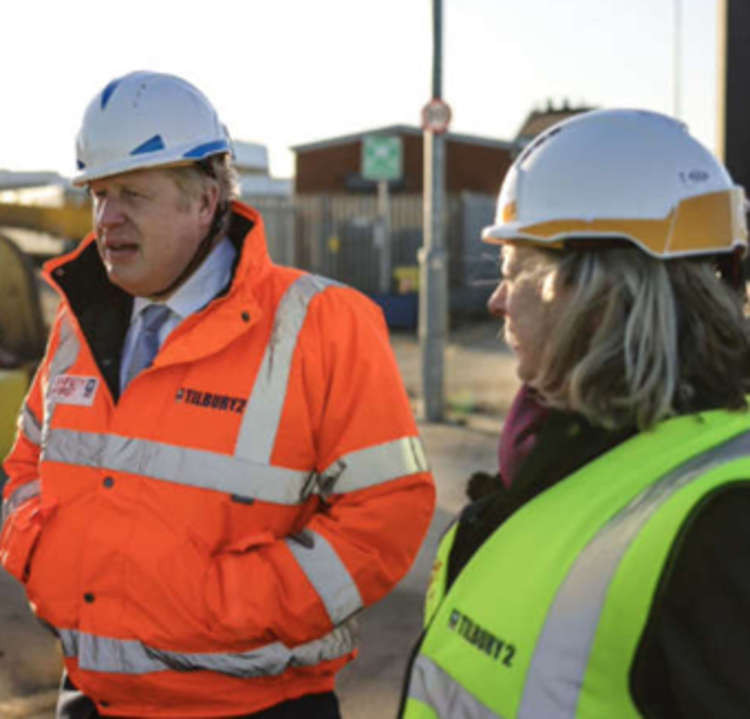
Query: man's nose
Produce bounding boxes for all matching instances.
[95,197,125,230]
[487,282,507,318]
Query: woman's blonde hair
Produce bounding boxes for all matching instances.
[531,246,750,430]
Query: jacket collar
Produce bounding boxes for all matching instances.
[42,201,273,373]
[43,200,271,311]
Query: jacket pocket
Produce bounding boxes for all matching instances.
[128,531,216,650]
[0,496,55,583]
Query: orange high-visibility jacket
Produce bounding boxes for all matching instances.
[0,202,435,717]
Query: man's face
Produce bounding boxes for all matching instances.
[486,243,568,385]
[89,168,214,299]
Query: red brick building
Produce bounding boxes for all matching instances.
[291,125,513,196]
[513,102,595,157]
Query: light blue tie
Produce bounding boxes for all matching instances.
[123,304,171,389]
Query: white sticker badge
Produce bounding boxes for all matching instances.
[49,375,99,406]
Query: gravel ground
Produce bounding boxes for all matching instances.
[390,318,520,419]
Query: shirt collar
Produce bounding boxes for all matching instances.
[131,237,237,322]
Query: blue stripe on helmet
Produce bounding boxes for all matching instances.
[100,79,121,110]
[77,160,86,170]
[183,140,229,158]
[130,135,166,155]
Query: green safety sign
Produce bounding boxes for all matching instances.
[362,135,403,181]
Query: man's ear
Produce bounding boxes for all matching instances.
[198,183,220,225]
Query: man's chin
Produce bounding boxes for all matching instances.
[105,271,149,298]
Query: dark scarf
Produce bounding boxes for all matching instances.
[447,385,634,589]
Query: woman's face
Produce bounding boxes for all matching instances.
[487,243,569,385]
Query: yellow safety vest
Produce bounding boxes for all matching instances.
[403,407,750,718]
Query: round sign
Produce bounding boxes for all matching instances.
[421,98,452,134]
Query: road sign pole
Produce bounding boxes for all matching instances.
[420,130,447,421]
[376,179,391,294]
[420,0,447,422]
[362,135,401,295]
[432,0,442,99]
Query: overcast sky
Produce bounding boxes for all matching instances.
[1,0,718,179]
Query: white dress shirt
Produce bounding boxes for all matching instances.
[119,237,237,393]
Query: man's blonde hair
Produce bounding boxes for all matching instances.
[165,154,239,237]
[527,246,750,429]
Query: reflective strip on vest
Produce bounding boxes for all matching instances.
[20,404,42,447]
[285,530,363,624]
[236,274,337,464]
[1,479,41,527]
[409,654,503,719]
[517,428,750,719]
[330,436,429,494]
[59,621,355,677]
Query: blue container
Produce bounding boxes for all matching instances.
[370,293,418,330]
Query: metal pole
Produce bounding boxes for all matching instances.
[376,179,391,294]
[718,0,750,207]
[673,0,682,119]
[419,0,447,422]
[432,0,442,99]
[716,0,728,160]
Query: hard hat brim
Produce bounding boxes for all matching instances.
[481,188,748,259]
[73,138,232,186]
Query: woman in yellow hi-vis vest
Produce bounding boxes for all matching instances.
[400,109,750,718]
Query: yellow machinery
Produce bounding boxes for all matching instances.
[0,369,28,460]
[0,200,90,474]
[0,203,91,244]
[0,233,49,468]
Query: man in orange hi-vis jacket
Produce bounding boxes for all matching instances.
[0,71,435,719]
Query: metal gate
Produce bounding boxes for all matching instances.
[243,191,498,317]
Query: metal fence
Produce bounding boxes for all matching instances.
[245,192,499,317]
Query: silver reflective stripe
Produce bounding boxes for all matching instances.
[518,428,750,719]
[43,313,81,440]
[59,621,355,677]
[43,430,424,504]
[48,313,80,380]
[1,480,41,527]
[409,654,503,719]
[20,404,42,447]
[285,530,363,624]
[43,429,310,505]
[328,437,429,494]
[235,274,337,464]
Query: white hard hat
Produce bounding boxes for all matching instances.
[482,109,747,258]
[73,71,233,186]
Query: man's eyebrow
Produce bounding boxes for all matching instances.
[120,181,153,196]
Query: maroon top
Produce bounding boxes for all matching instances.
[498,384,550,487]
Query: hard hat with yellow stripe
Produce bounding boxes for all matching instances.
[482,109,747,258]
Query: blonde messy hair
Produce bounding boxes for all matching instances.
[530,246,750,430]
[164,153,239,238]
